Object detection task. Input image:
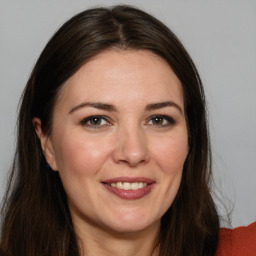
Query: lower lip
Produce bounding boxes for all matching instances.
[102,183,154,200]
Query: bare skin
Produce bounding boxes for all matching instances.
[34,49,188,256]
[74,216,160,256]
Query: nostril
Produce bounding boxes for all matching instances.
[118,158,147,167]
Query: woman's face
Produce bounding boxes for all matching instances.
[39,49,188,234]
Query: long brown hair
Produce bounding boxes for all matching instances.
[0,5,219,256]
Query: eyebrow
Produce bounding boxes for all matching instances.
[145,101,183,114]
[69,101,183,114]
[69,102,118,114]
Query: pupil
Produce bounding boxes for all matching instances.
[91,118,101,125]
[153,117,163,124]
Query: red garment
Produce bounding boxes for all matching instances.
[216,222,256,256]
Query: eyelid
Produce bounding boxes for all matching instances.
[79,114,176,129]
[146,114,176,127]
[80,115,112,127]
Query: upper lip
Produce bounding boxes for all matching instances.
[101,177,155,184]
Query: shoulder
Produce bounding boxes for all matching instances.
[216,222,256,256]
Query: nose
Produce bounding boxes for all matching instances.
[112,126,149,167]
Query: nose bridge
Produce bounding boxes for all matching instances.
[113,122,149,167]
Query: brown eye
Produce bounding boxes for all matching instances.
[80,116,109,127]
[151,116,164,125]
[89,117,103,125]
[147,115,176,127]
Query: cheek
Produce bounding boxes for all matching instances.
[53,133,111,176]
[152,133,188,174]
[146,133,188,218]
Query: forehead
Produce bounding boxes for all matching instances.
[56,49,184,111]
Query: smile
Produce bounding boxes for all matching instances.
[107,182,148,190]
[101,177,155,200]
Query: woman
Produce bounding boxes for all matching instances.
[0,5,255,256]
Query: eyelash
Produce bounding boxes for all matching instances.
[79,115,176,128]
[80,115,111,128]
[147,115,176,127]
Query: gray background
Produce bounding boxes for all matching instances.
[0,0,255,228]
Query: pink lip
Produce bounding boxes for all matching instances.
[101,176,155,184]
[101,177,155,200]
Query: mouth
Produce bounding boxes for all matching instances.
[105,182,148,190]
[101,177,155,200]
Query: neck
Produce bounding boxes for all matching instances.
[73,218,160,256]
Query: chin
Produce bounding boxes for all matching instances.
[102,211,160,234]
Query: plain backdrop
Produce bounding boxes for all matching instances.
[0,0,255,228]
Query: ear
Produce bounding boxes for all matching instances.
[32,118,58,171]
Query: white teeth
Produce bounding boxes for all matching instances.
[123,182,130,190]
[138,182,144,189]
[109,182,147,190]
[131,182,138,190]
[116,182,122,189]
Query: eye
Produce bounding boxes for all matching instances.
[147,115,176,127]
[80,115,110,127]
